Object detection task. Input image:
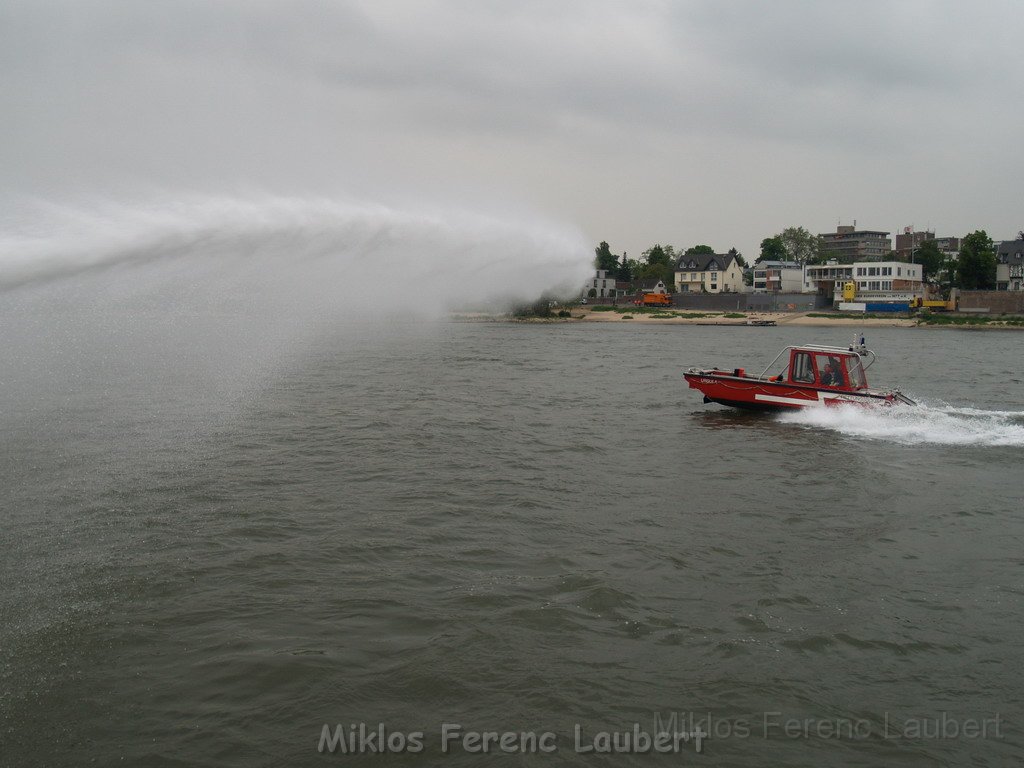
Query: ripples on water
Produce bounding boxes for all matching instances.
[2,321,1023,766]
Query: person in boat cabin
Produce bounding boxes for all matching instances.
[820,363,835,386]
[832,357,846,386]
[820,358,844,387]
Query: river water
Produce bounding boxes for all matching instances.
[2,316,1023,767]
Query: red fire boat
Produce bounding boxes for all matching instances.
[684,340,915,410]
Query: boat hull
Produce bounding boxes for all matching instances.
[684,371,906,410]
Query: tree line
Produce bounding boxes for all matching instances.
[594,242,747,290]
[596,226,1011,292]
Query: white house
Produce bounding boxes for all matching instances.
[636,278,669,295]
[582,270,623,298]
[674,253,744,293]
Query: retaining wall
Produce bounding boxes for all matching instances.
[959,290,1024,314]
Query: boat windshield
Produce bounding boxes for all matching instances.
[815,355,847,387]
[845,356,866,389]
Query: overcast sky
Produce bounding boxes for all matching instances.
[3,0,1022,262]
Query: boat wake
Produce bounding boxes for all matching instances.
[777,402,1024,447]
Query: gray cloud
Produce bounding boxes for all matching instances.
[2,0,1022,260]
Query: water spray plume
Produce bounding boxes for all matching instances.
[0,194,593,423]
[0,194,592,310]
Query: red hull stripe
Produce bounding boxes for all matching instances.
[683,373,892,407]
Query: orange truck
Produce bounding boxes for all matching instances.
[637,293,672,307]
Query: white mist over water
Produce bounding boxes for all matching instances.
[0,194,592,305]
[0,194,592,423]
[778,403,1024,447]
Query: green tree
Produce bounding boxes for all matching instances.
[643,244,671,267]
[728,247,748,268]
[778,226,821,264]
[594,241,618,271]
[914,240,947,284]
[684,244,715,256]
[758,236,786,262]
[622,256,643,282]
[956,230,996,289]
[638,244,675,288]
[616,251,632,281]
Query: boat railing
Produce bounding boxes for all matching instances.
[757,346,794,379]
[756,344,877,379]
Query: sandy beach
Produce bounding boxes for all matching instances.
[567,307,918,327]
[450,307,1023,329]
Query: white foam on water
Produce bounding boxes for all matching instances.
[777,402,1024,447]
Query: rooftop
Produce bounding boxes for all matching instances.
[675,253,736,271]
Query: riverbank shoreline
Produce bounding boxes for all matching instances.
[450,308,1024,329]
[573,308,917,327]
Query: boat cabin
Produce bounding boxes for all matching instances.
[780,345,867,390]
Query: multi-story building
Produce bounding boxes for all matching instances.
[818,225,891,263]
[804,261,854,296]
[806,260,924,304]
[751,260,803,293]
[799,266,818,293]
[674,253,745,293]
[894,229,933,261]
[995,240,1024,291]
[849,261,922,295]
[933,236,961,257]
[894,230,961,261]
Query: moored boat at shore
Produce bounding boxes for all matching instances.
[684,339,915,410]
